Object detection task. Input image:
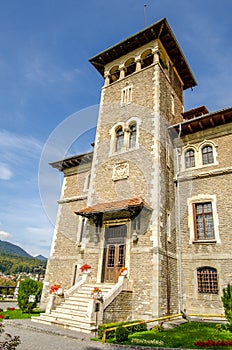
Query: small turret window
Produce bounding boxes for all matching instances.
[141,49,154,69]
[124,58,136,77]
[109,66,120,84]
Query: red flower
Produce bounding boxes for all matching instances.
[80,264,91,272]
[49,284,61,294]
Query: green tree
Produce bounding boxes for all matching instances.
[17,278,43,313]
[222,284,232,327]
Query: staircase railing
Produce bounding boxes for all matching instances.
[89,275,130,326]
[64,273,89,298]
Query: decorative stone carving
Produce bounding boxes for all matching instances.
[112,162,129,181]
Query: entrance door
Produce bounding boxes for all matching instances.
[103,225,127,283]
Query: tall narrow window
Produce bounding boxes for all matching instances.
[115,127,124,152]
[193,202,214,240]
[121,85,133,104]
[197,267,218,294]
[79,218,86,243]
[171,94,175,115]
[185,149,195,168]
[129,123,136,149]
[202,145,214,165]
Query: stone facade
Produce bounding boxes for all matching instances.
[41,18,232,322]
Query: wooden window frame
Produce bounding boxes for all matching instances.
[193,202,215,241]
[202,145,214,165]
[185,149,195,168]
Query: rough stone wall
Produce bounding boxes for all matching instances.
[176,124,232,314]
[103,291,133,324]
[40,163,92,307]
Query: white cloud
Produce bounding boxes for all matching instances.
[24,53,80,85]
[0,130,42,157]
[0,230,12,239]
[0,163,13,180]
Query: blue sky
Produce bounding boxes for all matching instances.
[0,0,231,257]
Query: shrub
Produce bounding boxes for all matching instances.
[98,320,147,339]
[115,326,129,342]
[17,278,42,313]
[222,284,232,327]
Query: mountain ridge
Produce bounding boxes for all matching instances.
[0,240,47,260]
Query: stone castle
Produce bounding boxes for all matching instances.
[36,18,232,332]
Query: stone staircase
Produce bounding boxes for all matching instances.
[32,283,114,333]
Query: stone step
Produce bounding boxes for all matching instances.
[32,316,96,333]
[32,282,116,334]
[55,303,88,312]
[34,312,94,325]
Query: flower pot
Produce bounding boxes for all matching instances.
[57,288,63,296]
[82,269,91,274]
[120,270,128,276]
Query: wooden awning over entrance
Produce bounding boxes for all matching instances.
[75,197,152,219]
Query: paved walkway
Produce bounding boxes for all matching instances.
[3,319,111,350]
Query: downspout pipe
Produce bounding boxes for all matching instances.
[176,124,183,312]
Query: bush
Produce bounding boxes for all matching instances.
[222,284,232,327]
[115,326,129,342]
[98,320,147,339]
[17,278,42,313]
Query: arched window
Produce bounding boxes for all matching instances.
[129,123,137,149]
[202,145,214,165]
[197,267,218,294]
[109,66,120,84]
[124,58,136,77]
[185,149,195,168]
[115,127,124,152]
[141,49,154,69]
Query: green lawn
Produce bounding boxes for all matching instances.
[105,322,232,348]
[0,308,43,321]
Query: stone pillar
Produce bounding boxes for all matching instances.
[119,64,125,79]
[135,56,141,71]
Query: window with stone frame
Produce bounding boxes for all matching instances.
[202,145,214,165]
[115,127,124,152]
[185,149,195,168]
[193,202,215,240]
[121,85,133,105]
[129,123,137,149]
[197,267,218,294]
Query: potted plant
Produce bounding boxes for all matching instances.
[49,284,63,295]
[80,264,92,274]
[91,287,103,300]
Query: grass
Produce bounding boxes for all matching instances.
[0,308,43,321]
[103,322,232,348]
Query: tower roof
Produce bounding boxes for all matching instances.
[89,18,197,90]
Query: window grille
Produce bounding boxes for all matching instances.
[197,267,218,294]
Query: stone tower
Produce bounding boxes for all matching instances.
[41,18,197,321]
[77,18,196,318]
